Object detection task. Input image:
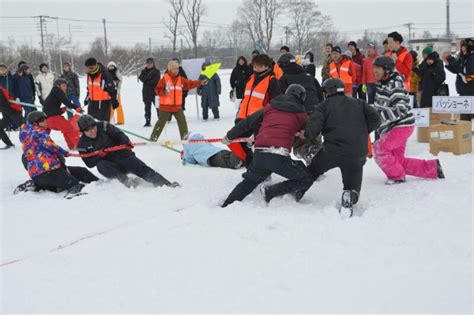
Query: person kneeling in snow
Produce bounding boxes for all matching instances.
[77,114,179,188]
[18,111,97,196]
[43,78,83,149]
[181,132,243,169]
[372,56,445,185]
[220,84,313,208]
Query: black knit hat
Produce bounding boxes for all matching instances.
[388,31,403,43]
[251,49,260,55]
[280,46,290,53]
[85,57,97,67]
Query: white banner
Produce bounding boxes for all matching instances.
[432,96,474,114]
[181,58,205,95]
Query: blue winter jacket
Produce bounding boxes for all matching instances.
[12,75,34,99]
[0,72,14,95]
[182,133,223,166]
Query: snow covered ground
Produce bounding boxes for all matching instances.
[1,69,472,313]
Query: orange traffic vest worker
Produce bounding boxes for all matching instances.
[233,54,281,164]
[84,57,117,122]
[150,60,204,142]
[329,58,357,96]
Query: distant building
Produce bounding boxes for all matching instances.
[410,38,452,57]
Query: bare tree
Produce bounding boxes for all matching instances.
[181,0,206,57]
[164,0,184,54]
[239,0,282,52]
[287,0,324,53]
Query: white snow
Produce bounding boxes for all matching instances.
[1,69,472,313]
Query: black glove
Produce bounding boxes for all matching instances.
[111,98,119,109]
[84,98,89,106]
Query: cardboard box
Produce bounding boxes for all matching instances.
[429,121,472,155]
[417,109,460,143]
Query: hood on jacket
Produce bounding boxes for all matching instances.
[107,61,118,69]
[269,94,306,113]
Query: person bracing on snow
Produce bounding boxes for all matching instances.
[372,56,444,185]
[0,86,22,149]
[19,111,94,196]
[181,132,243,169]
[43,78,83,149]
[77,115,178,188]
[221,84,312,208]
[263,78,381,217]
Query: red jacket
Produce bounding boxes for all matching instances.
[353,62,362,86]
[362,52,379,84]
[352,50,365,69]
[386,47,413,85]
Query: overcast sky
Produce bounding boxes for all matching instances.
[1,0,472,50]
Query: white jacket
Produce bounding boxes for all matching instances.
[35,72,55,101]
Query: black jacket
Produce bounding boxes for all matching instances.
[139,67,161,103]
[303,63,316,77]
[445,51,474,96]
[306,94,380,158]
[85,64,117,104]
[60,70,80,97]
[77,121,131,168]
[420,53,446,107]
[43,86,77,117]
[230,64,250,99]
[279,63,323,113]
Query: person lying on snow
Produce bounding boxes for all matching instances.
[181,132,243,169]
[220,84,313,208]
[77,114,179,188]
[262,78,381,217]
[17,111,98,196]
[43,78,83,150]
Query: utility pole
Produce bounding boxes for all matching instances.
[406,23,413,48]
[284,26,291,45]
[148,37,152,55]
[446,0,451,39]
[69,24,74,69]
[180,38,183,60]
[38,15,46,56]
[55,18,63,74]
[102,18,108,58]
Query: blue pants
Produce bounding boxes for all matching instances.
[21,98,34,118]
[67,95,81,119]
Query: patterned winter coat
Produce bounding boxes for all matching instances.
[19,123,68,178]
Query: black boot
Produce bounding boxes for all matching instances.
[436,160,445,179]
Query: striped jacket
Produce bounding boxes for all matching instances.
[374,73,415,133]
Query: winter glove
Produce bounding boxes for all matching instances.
[222,136,231,145]
[362,84,367,93]
[83,98,89,106]
[229,89,235,101]
[75,107,84,113]
[97,150,108,158]
[201,79,209,86]
[111,98,119,109]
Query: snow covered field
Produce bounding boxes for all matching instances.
[1,69,472,313]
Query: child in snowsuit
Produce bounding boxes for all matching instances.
[181,132,243,169]
[372,56,444,184]
[77,115,178,188]
[263,78,381,216]
[43,78,83,149]
[221,84,312,208]
[19,111,91,195]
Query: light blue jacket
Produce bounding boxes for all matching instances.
[183,133,224,166]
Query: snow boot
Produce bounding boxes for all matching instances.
[167,181,180,188]
[385,178,406,185]
[123,178,139,189]
[436,160,445,179]
[340,190,359,218]
[13,179,38,194]
[64,183,86,199]
[0,144,14,150]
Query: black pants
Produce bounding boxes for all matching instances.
[88,101,111,122]
[0,112,22,146]
[202,105,219,120]
[366,83,377,104]
[208,150,242,169]
[266,149,366,201]
[33,168,80,192]
[144,100,159,123]
[97,153,171,186]
[222,152,313,207]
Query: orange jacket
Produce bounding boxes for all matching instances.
[237,73,274,119]
[156,72,201,112]
[385,47,412,90]
[329,58,356,95]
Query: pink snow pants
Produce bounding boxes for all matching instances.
[374,126,438,180]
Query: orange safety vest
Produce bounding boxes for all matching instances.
[273,63,283,79]
[329,59,353,84]
[160,73,183,107]
[87,73,111,101]
[385,50,410,90]
[237,74,272,119]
